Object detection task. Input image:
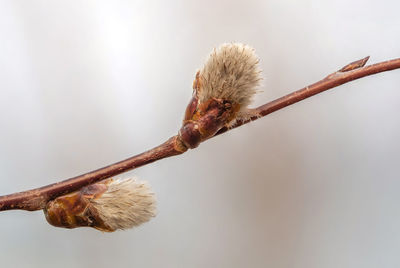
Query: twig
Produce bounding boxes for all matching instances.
[1,56,399,212]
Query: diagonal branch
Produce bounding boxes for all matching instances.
[1,56,399,212]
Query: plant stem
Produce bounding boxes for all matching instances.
[1,56,399,212]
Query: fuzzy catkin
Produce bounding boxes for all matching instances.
[91,178,156,231]
[198,43,261,109]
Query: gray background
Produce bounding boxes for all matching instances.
[1,1,399,267]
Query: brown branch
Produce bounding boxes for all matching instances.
[1,56,400,212]
[0,136,186,211]
[217,56,400,134]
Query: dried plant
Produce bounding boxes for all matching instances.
[0,43,399,232]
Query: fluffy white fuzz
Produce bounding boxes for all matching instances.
[199,43,261,109]
[91,178,156,231]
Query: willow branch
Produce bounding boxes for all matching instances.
[1,56,399,212]
[217,56,399,134]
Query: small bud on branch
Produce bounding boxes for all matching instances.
[44,178,156,232]
[179,43,261,149]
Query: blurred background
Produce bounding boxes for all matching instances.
[0,1,399,267]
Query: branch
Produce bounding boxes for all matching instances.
[1,56,399,212]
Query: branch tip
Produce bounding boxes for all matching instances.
[339,56,370,72]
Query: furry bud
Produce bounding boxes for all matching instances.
[179,43,262,149]
[197,43,261,109]
[44,178,156,232]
